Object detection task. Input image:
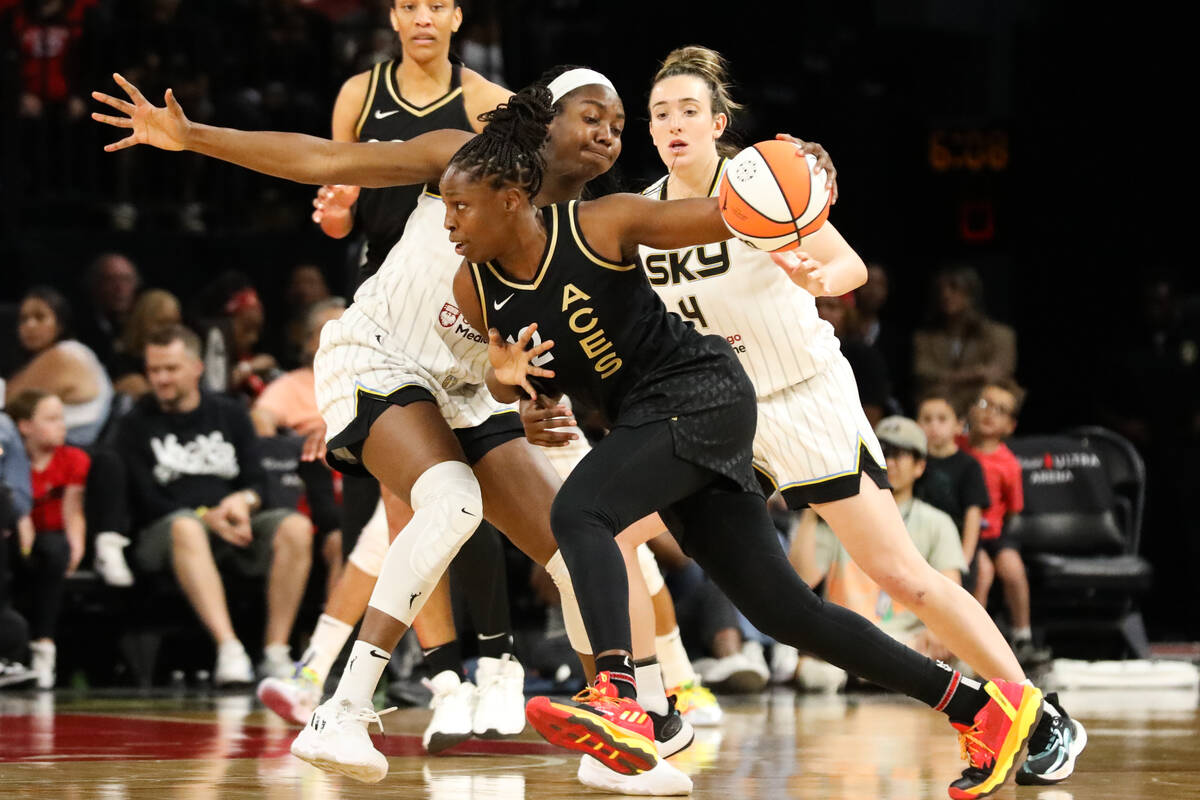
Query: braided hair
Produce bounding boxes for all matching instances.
[448,86,555,198]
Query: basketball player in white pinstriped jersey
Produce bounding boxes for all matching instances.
[627,46,1080,788]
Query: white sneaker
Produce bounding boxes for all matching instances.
[577,754,693,795]
[214,641,254,687]
[258,643,294,680]
[472,655,525,738]
[422,670,476,754]
[795,657,847,694]
[697,646,768,694]
[30,642,55,690]
[770,643,799,684]
[94,532,134,587]
[0,660,37,688]
[291,697,395,783]
[257,665,322,725]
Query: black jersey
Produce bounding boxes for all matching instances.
[353,60,474,287]
[469,201,761,493]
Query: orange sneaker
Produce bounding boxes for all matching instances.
[524,672,658,775]
[948,679,1044,799]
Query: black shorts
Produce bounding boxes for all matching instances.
[978,532,1019,558]
[325,384,524,477]
[757,442,891,509]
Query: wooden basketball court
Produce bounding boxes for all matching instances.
[1,686,1196,799]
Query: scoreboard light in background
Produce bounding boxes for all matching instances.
[928,129,1009,172]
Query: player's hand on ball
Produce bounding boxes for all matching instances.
[92,73,191,152]
[775,134,838,205]
[487,324,555,400]
[519,395,578,448]
[772,250,837,296]
[312,184,360,224]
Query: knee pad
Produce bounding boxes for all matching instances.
[635,543,665,597]
[545,549,592,655]
[367,460,482,626]
[347,499,388,577]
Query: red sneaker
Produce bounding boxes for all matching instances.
[948,679,1044,799]
[525,672,658,775]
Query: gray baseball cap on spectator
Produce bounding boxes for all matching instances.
[875,416,927,458]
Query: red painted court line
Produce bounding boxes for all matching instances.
[0,714,561,762]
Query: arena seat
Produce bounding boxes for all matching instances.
[1007,427,1153,659]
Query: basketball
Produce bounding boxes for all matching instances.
[718,140,832,252]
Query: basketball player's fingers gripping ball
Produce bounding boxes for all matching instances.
[719,139,833,252]
[774,133,838,202]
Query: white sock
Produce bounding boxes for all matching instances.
[1013,627,1032,642]
[655,627,696,689]
[301,614,354,682]
[332,640,389,708]
[635,659,669,716]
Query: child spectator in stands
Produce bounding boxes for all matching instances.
[9,389,91,688]
[6,286,114,447]
[962,379,1045,667]
[791,416,967,689]
[915,389,991,571]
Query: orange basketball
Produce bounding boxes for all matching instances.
[718,140,832,252]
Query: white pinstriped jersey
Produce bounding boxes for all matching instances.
[637,161,842,398]
[315,190,510,438]
[353,190,492,389]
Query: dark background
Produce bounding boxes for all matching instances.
[3,0,1195,637]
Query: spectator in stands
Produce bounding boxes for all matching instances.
[110,288,182,399]
[7,0,97,198]
[75,253,143,375]
[790,416,967,687]
[815,293,891,427]
[6,286,113,447]
[912,264,1016,412]
[113,324,313,685]
[252,297,346,597]
[961,379,1046,667]
[277,264,332,370]
[191,272,281,403]
[915,388,990,570]
[0,411,36,687]
[855,261,906,410]
[8,389,90,689]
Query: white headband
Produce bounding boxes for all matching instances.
[547,68,616,104]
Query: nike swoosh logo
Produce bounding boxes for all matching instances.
[368,648,390,661]
[461,507,476,516]
[493,293,515,310]
[374,109,400,119]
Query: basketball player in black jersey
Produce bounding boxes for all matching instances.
[433,88,1045,798]
[260,1,522,747]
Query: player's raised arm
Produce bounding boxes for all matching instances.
[577,193,729,263]
[91,73,473,188]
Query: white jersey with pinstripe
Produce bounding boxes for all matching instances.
[637,161,885,496]
[315,190,514,444]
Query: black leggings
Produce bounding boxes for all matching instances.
[20,532,70,641]
[551,419,955,708]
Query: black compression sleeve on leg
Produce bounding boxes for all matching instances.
[449,520,513,657]
[668,487,963,709]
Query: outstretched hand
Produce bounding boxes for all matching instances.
[91,73,191,152]
[487,324,556,400]
[775,134,839,205]
[771,250,838,296]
